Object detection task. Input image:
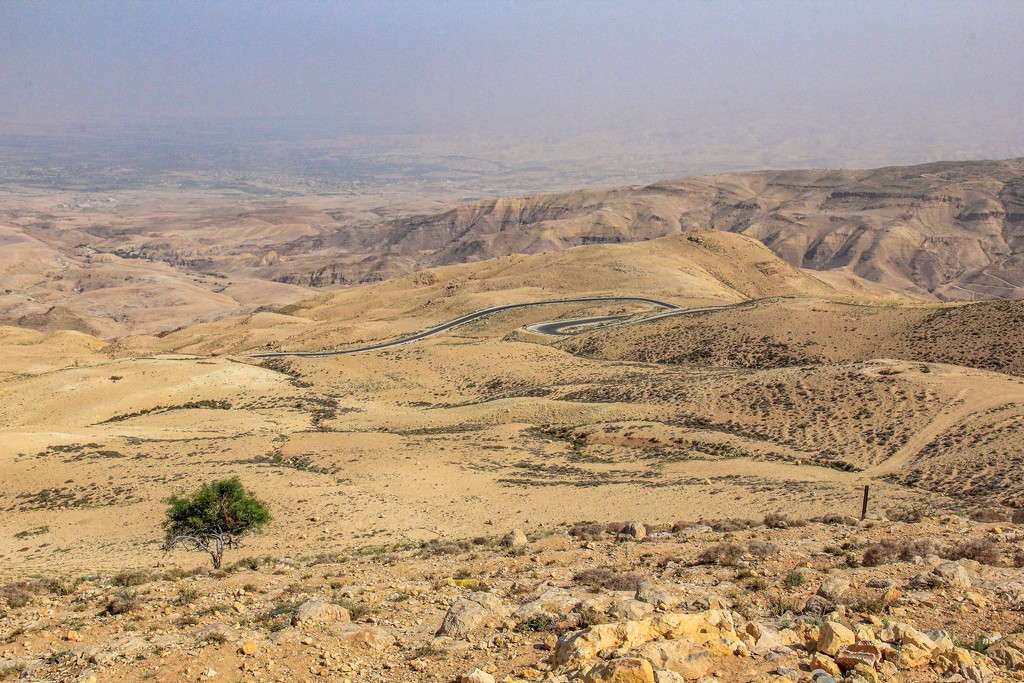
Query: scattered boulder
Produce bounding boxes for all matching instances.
[336,623,396,650]
[461,668,496,683]
[553,610,737,668]
[293,600,351,625]
[636,638,714,678]
[933,562,973,590]
[635,582,682,610]
[623,522,647,540]
[815,621,855,656]
[987,633,1024,670]
[437,592,507,638]
[816,577,851,601]
[501,529,529,548]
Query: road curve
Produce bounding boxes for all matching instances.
[246,296,679,359]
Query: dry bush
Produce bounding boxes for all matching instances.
[886,507,925,523]
[764,513,806,529]
[670,521,696,532]
[709,519,756,532]
[604,522,628,535]
[1013,550,1024,569]
[941,538,1003,566]
[572,567,643,592]
[841,589,890,614]
[747,540,781,559]
[1013,508,1024,525]
[696,542,745,567]
[105,590,140,615]
[969,508,1011,523]
[568,523,605,541]
[111,569,151,587]
[898,538,940,561]
[1,583,32,609]
[813,514,859,526]
[863,538,940,566]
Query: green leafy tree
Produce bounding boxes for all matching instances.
[162,478,271,569]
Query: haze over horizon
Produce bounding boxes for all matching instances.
[2,0,1023,183]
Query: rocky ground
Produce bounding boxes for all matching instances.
[3,511,1024,683]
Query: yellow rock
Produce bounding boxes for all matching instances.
[810,653,842,678]
[582,658,656,683]
[817,621,856,656]
[240,641,258,656]
[65,630,81,641]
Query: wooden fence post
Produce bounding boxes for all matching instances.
[861,485,870,520]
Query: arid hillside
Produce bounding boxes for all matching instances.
[343,158,1024,299]
[558,297,1024,377]
[3,158,1023,338]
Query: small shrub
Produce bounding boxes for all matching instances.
[709,518,756,532]
[813,514,859,526]
[336,598,378,621]
[942,538,1003,566]
[112,569,151,587]
[516,613,554,632]
[784,569,806,588]
[747,577,768,592]
[568,523,605,541]
[768,593,802,617]
[572,567,643,591]
[886,507,925,523]
[696,542,744,567]
[105,590,139,615]
[969,508,1010,523]
[842,589,889,614]
[1,583,32,609]
[764,513,805,529]
[177,587,199,605]
[747,540,781,559]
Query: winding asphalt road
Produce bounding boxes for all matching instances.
[247,296,681,358]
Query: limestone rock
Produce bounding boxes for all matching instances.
[461,668,497,683]
[623,522,647,540]
[653,671,686,683]
[635,582,681,610]
[437,591,507,638]
[553,609,737,668]
[337,623,396,650]
[987,633,1024,670]
[609,598,655,622]
[816,578,851,601]
[582,657,656,683]
[501,529,529,548]
[636,639,713,678]
[292,600,351,625]
[933,562,973,590]
[816,621,855,656]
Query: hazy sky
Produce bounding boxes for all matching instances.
[1,1,1022,166]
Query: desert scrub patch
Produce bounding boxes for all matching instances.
[784,569,806,588]
[13,526,49,539]
[572,567,643,592]
[969,507,1010,523]
[764,513,806,529]
[941,538,1003,566]
[105,589,140,615]
[696,542,745,567]
[111,569,152,587]
[516,613,554,633]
